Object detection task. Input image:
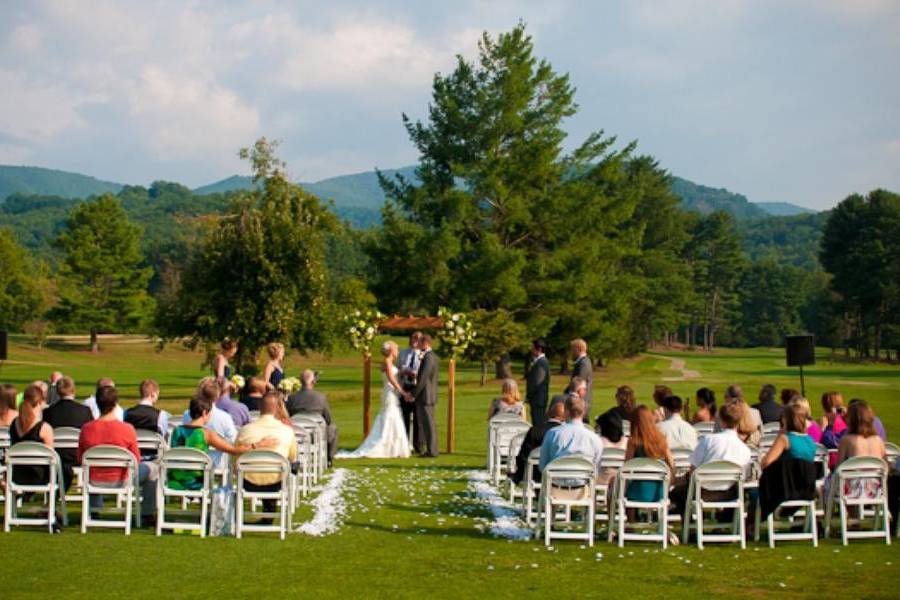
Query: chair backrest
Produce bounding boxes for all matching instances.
[489,413,523,424]
[618,457,670,488]
[495,422,531,447]
[599,447,626,470]
[0,426,9,461]
[672,447,692,470]
[884,442,900,465]
[160,447,212,486]
[81,445,137,470]
[53,427,81,449]
[7,441,59,466]
[693,460,745,488]
[248,410,261,421]
[622,420,631,437]
[693,421,715,435]
[543,454,595,483]
[834,456,887,491]
[814,443,829,478]
[527,447,541,462]
[762,422,781,434]
[236,450,291,481]
[136,430,165,452]
[509,431,527,459]
[760,432,779,447]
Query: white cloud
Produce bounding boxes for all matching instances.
[0,69,90,138]
[8,24,44,53]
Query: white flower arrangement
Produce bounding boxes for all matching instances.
[437,307,476,358]
[278,376,302,393]
[230,374,245,390]
[345,308,384,357]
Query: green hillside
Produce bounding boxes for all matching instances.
[670,176,768,219]
[755,201,815,216]
[0,165,122,200]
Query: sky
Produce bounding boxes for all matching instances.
[1,1,898,210]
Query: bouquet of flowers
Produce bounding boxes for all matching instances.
[278,376,302,393]
[437,307,476,359]
[230,374,245,391]
[345,308,383,357]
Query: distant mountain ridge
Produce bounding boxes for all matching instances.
[0,163,815,220]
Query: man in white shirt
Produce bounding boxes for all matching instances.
[656,395,698,450]
[183,377,237,470]
[84,377,124,421]
[670,401,751,516]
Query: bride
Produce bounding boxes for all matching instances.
[337,340,411,459]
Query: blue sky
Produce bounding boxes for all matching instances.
[1,0,897,209]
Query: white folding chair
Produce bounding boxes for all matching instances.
[487,414,523,472]
[522,448,542,525]
[595,447,625,538]
[610,458,671,548]
[136,430,167,460]
[823,456,891,545]
[672,448,693,478]
[291,425,313,502]
[536,454,596,546]
[0,427,8,504]
[506,432,528,503]
[80,445,140,534]
[292,415,325,482]
[622,420,631,437]
[884,442,900,466]
[767,497,818,548]
[53,427,84,504]
[693,422,715,438]
[248,410,261,421]
[4,442,67,532]
[492,421,530,486]
[681,460,746,549]
[762,422,781,435]
[156,448,213,537]
[814,444,830,516]
[759,432,778,454]
[235,450,291,540]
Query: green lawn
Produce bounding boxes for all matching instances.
[1,337,899,599]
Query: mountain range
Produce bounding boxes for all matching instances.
[0,164,815,221]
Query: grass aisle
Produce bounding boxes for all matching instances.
[1,337,899,598]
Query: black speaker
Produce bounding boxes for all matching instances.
[0,330,7,361]
[786,334,815,366]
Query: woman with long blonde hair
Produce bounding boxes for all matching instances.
[488,378,526,421]
[263,342,285,391]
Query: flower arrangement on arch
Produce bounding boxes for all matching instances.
[345,308,384,357]
[437,307,476,359]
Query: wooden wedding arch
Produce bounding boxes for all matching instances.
[361,315,459,454]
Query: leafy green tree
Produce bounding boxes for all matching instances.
[820,189,900,358]
[51,196,153,351]
[156,139,339,369]
[368,24,647,365]
[690,211,746,350]
[464,309,528,385]
[0,228,45,330]
[737,258,807,346]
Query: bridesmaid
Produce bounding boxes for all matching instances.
[263,342,285,391]
[214,340,238,379]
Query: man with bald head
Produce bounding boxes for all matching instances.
[84,377,123,420]
[286,369,337,465]
[235,391,297,516]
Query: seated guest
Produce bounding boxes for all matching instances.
[780,387,800,406]
[215,376,251,428]
[758,402,818,520]
[656,395,698,450]
[124,379,169,437]
[829,399,886,499]
[595,410,627,492]
[9,384,55,486]
[510,402,565,485]
[608,385,635,424]
[539,395,603,475]
[733,399,762,448]
[84,377,123,421]
[722,384,762,432]
[487,378,527,420]
[625,405,675,503]
[670,401,752,516]
[183,378,238,471]
[753,384,783,424]
[819,391,847,442]
[235,392,297,515]
[43,376,93,489]
[691,387,716,424]
[77,386,157,524]
[652,385,673,422]
[286,369,338,465]
[242,377,266,412]
[168,395,276,490]
[1,384,18,427]
[789,397,822,442]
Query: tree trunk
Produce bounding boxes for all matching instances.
[494,353,513,380]
[560,357,569,375]
[90,328,99,353]
[480,362,487,387]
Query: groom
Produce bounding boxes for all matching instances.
[408,334,439,457]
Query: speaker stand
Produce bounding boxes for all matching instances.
[799,363,806,398]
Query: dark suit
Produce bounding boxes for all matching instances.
[42,398,92,490]
[396,346,420,446]
[287,387,338,461]
[566,354,594,423]
[753,399,784,424]
[525,354,550,426]
[510,418,563,484]
[412,349,439,457]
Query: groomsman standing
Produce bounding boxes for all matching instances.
[565,338,593,423]
[525,339,550,426]
[397,331,423,446]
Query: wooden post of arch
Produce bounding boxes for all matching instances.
[447,357,456,454]
[363,354,372,437]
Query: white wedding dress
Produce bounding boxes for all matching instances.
[336,366,411,459]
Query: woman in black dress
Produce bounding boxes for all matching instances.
[9,383,54,486]
[214,340,238,379]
